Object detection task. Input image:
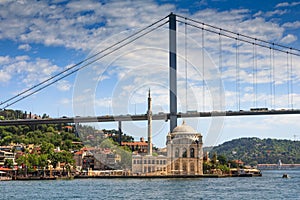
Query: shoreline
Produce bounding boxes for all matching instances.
[4,173,264,181]
[74,174,226,179]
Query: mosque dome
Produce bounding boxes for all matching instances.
[172,121,197,134]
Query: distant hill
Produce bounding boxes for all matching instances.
[210,137,300,165]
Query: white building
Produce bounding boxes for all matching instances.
[166,121,203,175]
[132,121,203,175]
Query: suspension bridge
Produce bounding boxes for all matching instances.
[1,13,300,131]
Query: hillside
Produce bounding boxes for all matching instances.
[210,137,300,165]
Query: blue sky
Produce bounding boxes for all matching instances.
[1,0,300,147]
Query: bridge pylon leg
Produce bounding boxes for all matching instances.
[169,12,177,133]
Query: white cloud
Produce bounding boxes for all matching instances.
[69,6,300,115]
[264,9,287,17]
[60,98,71,105]
[0,56,11,65]
[253,11,263,17]
[280,34,297,44]
[275,2,290,8]
[0,0,174,51]
[0,70,11,83]
[275,1,300,8]
[18,44,31,51]
[282,21,300,29]
[56,80,72,91]
[0,1,300,115]
[0,56,60,86]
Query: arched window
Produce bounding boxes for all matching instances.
[182,148,187,158]
[190,163,195,172]
[175,163,179,170]
[175,148,179,158]
[190,148,195,158]
[183,162,187,171]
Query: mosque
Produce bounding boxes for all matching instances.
[131,90,203,175]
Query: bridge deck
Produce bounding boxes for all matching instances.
[0,110,299,126]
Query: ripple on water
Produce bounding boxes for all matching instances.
[1,170,300,200]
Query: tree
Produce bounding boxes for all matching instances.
[1,135,13,145]
[41,142,55,154]
[49,152,61,169]
[46,126,55,133]
[62,139,73,151]
[212,153,218,165]
[38,154,49,177]
[4,159,14,169]
[27,154,39,171]
[218,154,227,165]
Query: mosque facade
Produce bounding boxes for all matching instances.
[131,121,203,175]
[166,121,203,175]
[131,91,203,175]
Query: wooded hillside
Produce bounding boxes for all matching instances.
[211,137,300,165]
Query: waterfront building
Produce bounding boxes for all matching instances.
[132,121,203,175]
[132,154,167,175]
[166,121,203,175]
[0,150,16,166]
[73,147,121,171]
[131,90,204,175]
[121,137,149,153]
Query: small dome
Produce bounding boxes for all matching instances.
[172,121,196,134]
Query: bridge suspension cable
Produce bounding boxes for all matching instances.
[235,37,240,111]
[272,44,276,109]
[176,13,300,111]
[269,47,273,109]
[202,26,205,112]
[290,51,294,109]
[287,51,290,109]
[286,50,294,109]
[219,30,223,108]
[1,16,169,109]
[252,42,258,108]
[176,14,300,57]
[184,18,188,112]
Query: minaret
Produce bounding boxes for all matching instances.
[147,89,152,155]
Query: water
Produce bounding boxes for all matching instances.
[1,170,299,200]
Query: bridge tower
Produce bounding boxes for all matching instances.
[169,13,177,133]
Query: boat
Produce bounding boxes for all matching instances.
[0,176,12,181]
[230,168,262,177]
[0,171,12,181]
[282,173,289,178]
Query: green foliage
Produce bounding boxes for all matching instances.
[211,137,300,164]
[99,138,132,169]
[0,123,82,150]
[41,142,55,154]
[0,109,137,172]
[218,154,227,165]
[4,159,14,168]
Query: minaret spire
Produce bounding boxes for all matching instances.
[147,88,152,155]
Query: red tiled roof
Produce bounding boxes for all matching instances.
[121,142,148,146]
[81,147,95,151]
[74,151,83,155]
[232,160,244,164]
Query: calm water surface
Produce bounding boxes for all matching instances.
[1,170,299,200]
